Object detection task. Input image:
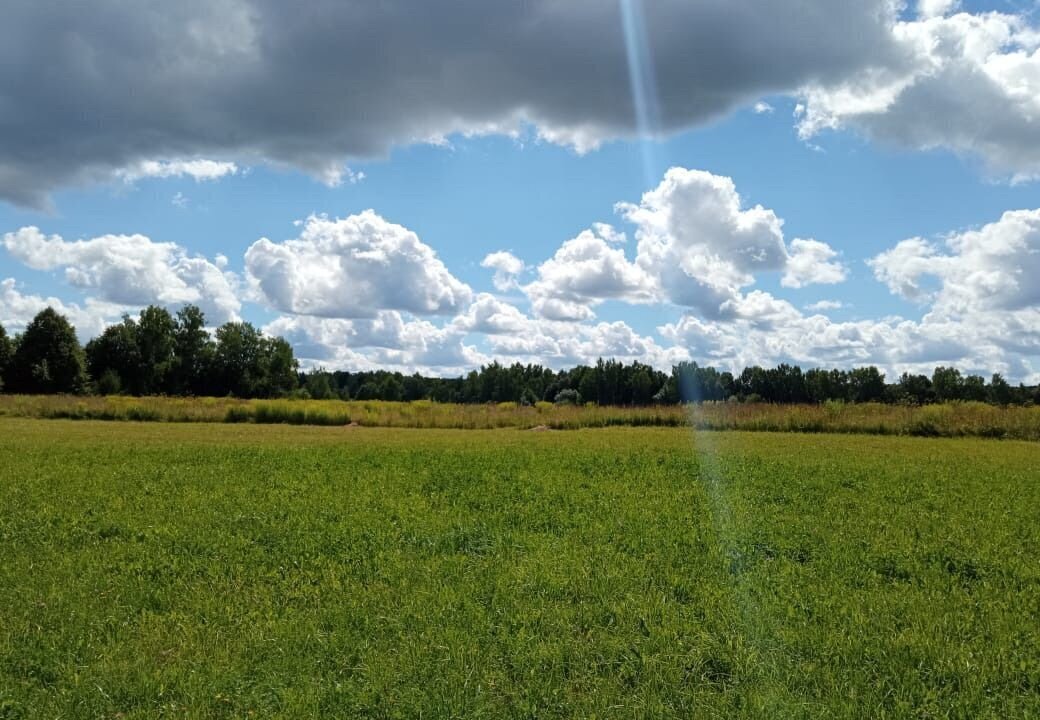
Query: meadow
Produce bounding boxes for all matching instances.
[1,419,1038,718]
[2,393,1040,440]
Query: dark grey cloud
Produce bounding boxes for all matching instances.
[796,11,1040,180]
[0,0,900,207]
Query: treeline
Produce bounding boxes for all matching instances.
[1,306,1038,406]
[305,359,1040,406]
[0,306,297,398]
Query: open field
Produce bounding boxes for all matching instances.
[2,394,1040,440]
[1,420,1038,718]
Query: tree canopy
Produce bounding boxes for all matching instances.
[8,305,299,399]
[6,308,87,394]
[0,323,12,392]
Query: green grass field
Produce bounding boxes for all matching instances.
[1,420,1038,718]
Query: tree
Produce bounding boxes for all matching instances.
[0,323,11,391]
[738,366,770,401]
[379,375,405,402]
[988,373,1012,406]
[355,381,379,401]
[260,337,299,397]
[896,373,933,405]
[762,364,804,403]
[305,369,335,400]
[212,322,263,397]
[628,366,654,405]
[848,367,885,403]
[170,305,213,396]
[578,368,599,405]
[135,306,176,395]
[86,316,140,394]
[805,368,836,404]
[932,366,963,402]
[210,322,299,398]
[403,373,427,402]
[962,374,987,402]
[8,308,87,394]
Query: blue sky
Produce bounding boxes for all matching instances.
[2,0,1040,380]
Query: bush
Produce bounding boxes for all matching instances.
[96,369,123,396]
[554,389,581,406]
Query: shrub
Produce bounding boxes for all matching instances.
[554,389,581,406]
[96,369,123,396]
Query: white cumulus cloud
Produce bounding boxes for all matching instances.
[783,238,848,288]
[263,312,486,375]
[480,251,526,291]
[0,278,123,341]
[525,224,654,320]
[869,208,1040,314]
[624,168,846,315]
[117,159,239,183]
[2,226,240,323]
[245,210,472,319]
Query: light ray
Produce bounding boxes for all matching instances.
[619,0,663,187]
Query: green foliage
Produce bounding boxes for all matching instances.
[0,323,11,391]
[554,388,581,405]
[847,366,886,403]
[211,321,264,397]
[378,375,405,402]
[261,336,299,397]
[170,305,213,396]
[86,316,142,393]
[896,372,934,405]
[1,421,1038,717]
[355,381,379,401]
[989,373,1013,405]
[933,366,964,402]
[95,368,123,395]
[83,305,299,399]
[304,369,335,400]
[211,321,299,398]
[135,305,177,394]
[963,374,988,402]
[6,308,87,394]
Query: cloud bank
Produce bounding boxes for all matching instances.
[5,1,1040,206]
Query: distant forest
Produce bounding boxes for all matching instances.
[1,304,1038,406]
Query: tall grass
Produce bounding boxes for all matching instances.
[0,394,1038,439]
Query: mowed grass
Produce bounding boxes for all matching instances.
[0,420,1038,719]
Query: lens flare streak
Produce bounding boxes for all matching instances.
[619,0,663,186]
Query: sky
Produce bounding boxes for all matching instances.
[2,0,1040,381]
